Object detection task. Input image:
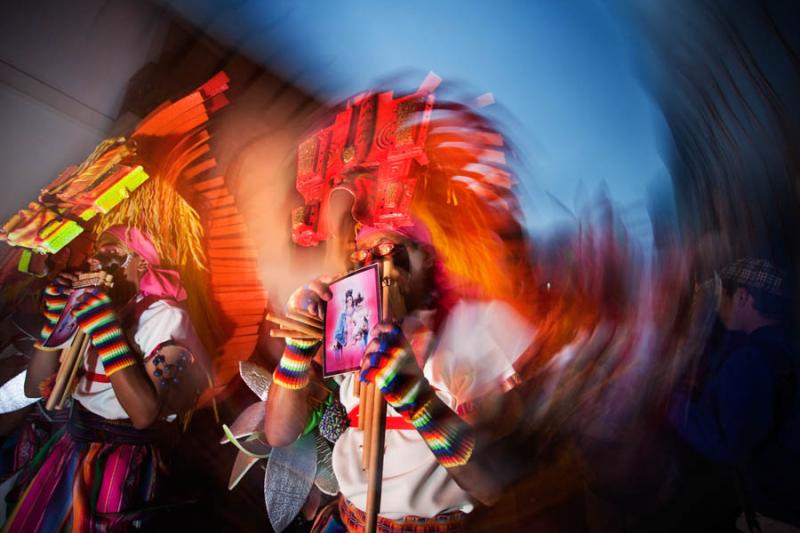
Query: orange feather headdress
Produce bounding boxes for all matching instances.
[291,74,535,308]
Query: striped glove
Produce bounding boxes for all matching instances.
[361,324,474,468]
[70,289,136,377]
[35,278,72,349]
[360,324,428,417]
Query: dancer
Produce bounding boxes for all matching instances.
[5,226,208,532]
[267,76,536,530]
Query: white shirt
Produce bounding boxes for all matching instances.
[72,298,206,420]
[0,371,38,414]
[332,299,535,519]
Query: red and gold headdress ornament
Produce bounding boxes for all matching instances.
[292,74,440,246]
[292,74,534,306]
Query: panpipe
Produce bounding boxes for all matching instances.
[45,271,113,410]
[364,257,392,533]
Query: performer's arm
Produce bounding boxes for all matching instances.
[71,290,160,428]
[24,348,59,398]
[265,278,331,447]
[409,391,504,505]
[362,323,504,506]
[106,367,161,429]
[264,349,324,446]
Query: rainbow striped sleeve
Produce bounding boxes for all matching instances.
[272,338,319,390]
[409,398,476,469]
[34,286,70,349]
[72,293,136,377]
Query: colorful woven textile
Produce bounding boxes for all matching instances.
[410,399,475,469]
[4,407,158,532]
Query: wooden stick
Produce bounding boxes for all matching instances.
[292,307,324,323]
[287,310,323,329]
[46,331,86,410]
[366,382,387,530]
[365,257,393,533]
[56,333,90,409]
[265,313,322,338]
[268,329,321,340]
[361,382,374,470]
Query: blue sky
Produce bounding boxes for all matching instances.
[164,0,668,238]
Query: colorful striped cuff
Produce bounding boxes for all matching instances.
[272,340,318,390]
[43,293,68,310]
[44,284,67,296]
[410,399,476,468]
[101,352,137,376]
[38,292,68,345]
[73,300,136,377]
[97,334,136,377]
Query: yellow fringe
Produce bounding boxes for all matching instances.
[94,180,222,357]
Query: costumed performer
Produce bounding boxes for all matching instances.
[4,225,208,532]
[266,77,536,531]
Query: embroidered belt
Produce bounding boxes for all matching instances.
[338,497,466,533]
[67,403,160,445]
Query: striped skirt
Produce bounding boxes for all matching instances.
[4,405,160,532]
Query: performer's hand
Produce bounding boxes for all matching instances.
[286,276,334,321]
[36,272,78,346]
[273,277,332,390]
[360,322,429,417]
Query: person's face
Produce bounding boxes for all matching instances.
[718,286,750,331]
[345,295,354,308]
[352,230,434,314]
[88,233,143,285]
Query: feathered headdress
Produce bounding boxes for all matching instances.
[2,72,268,402]
[292,74,534,308]
[92,73,268,396]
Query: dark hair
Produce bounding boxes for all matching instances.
[721,280,789,321]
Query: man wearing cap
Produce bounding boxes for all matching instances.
[668,258,798,530]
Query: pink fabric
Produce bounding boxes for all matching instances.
[356,220,434,247]
[5,431,157,533]
[96,444,134,514]
[106,226,187,301]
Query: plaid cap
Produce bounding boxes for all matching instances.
[718,258,785,296]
